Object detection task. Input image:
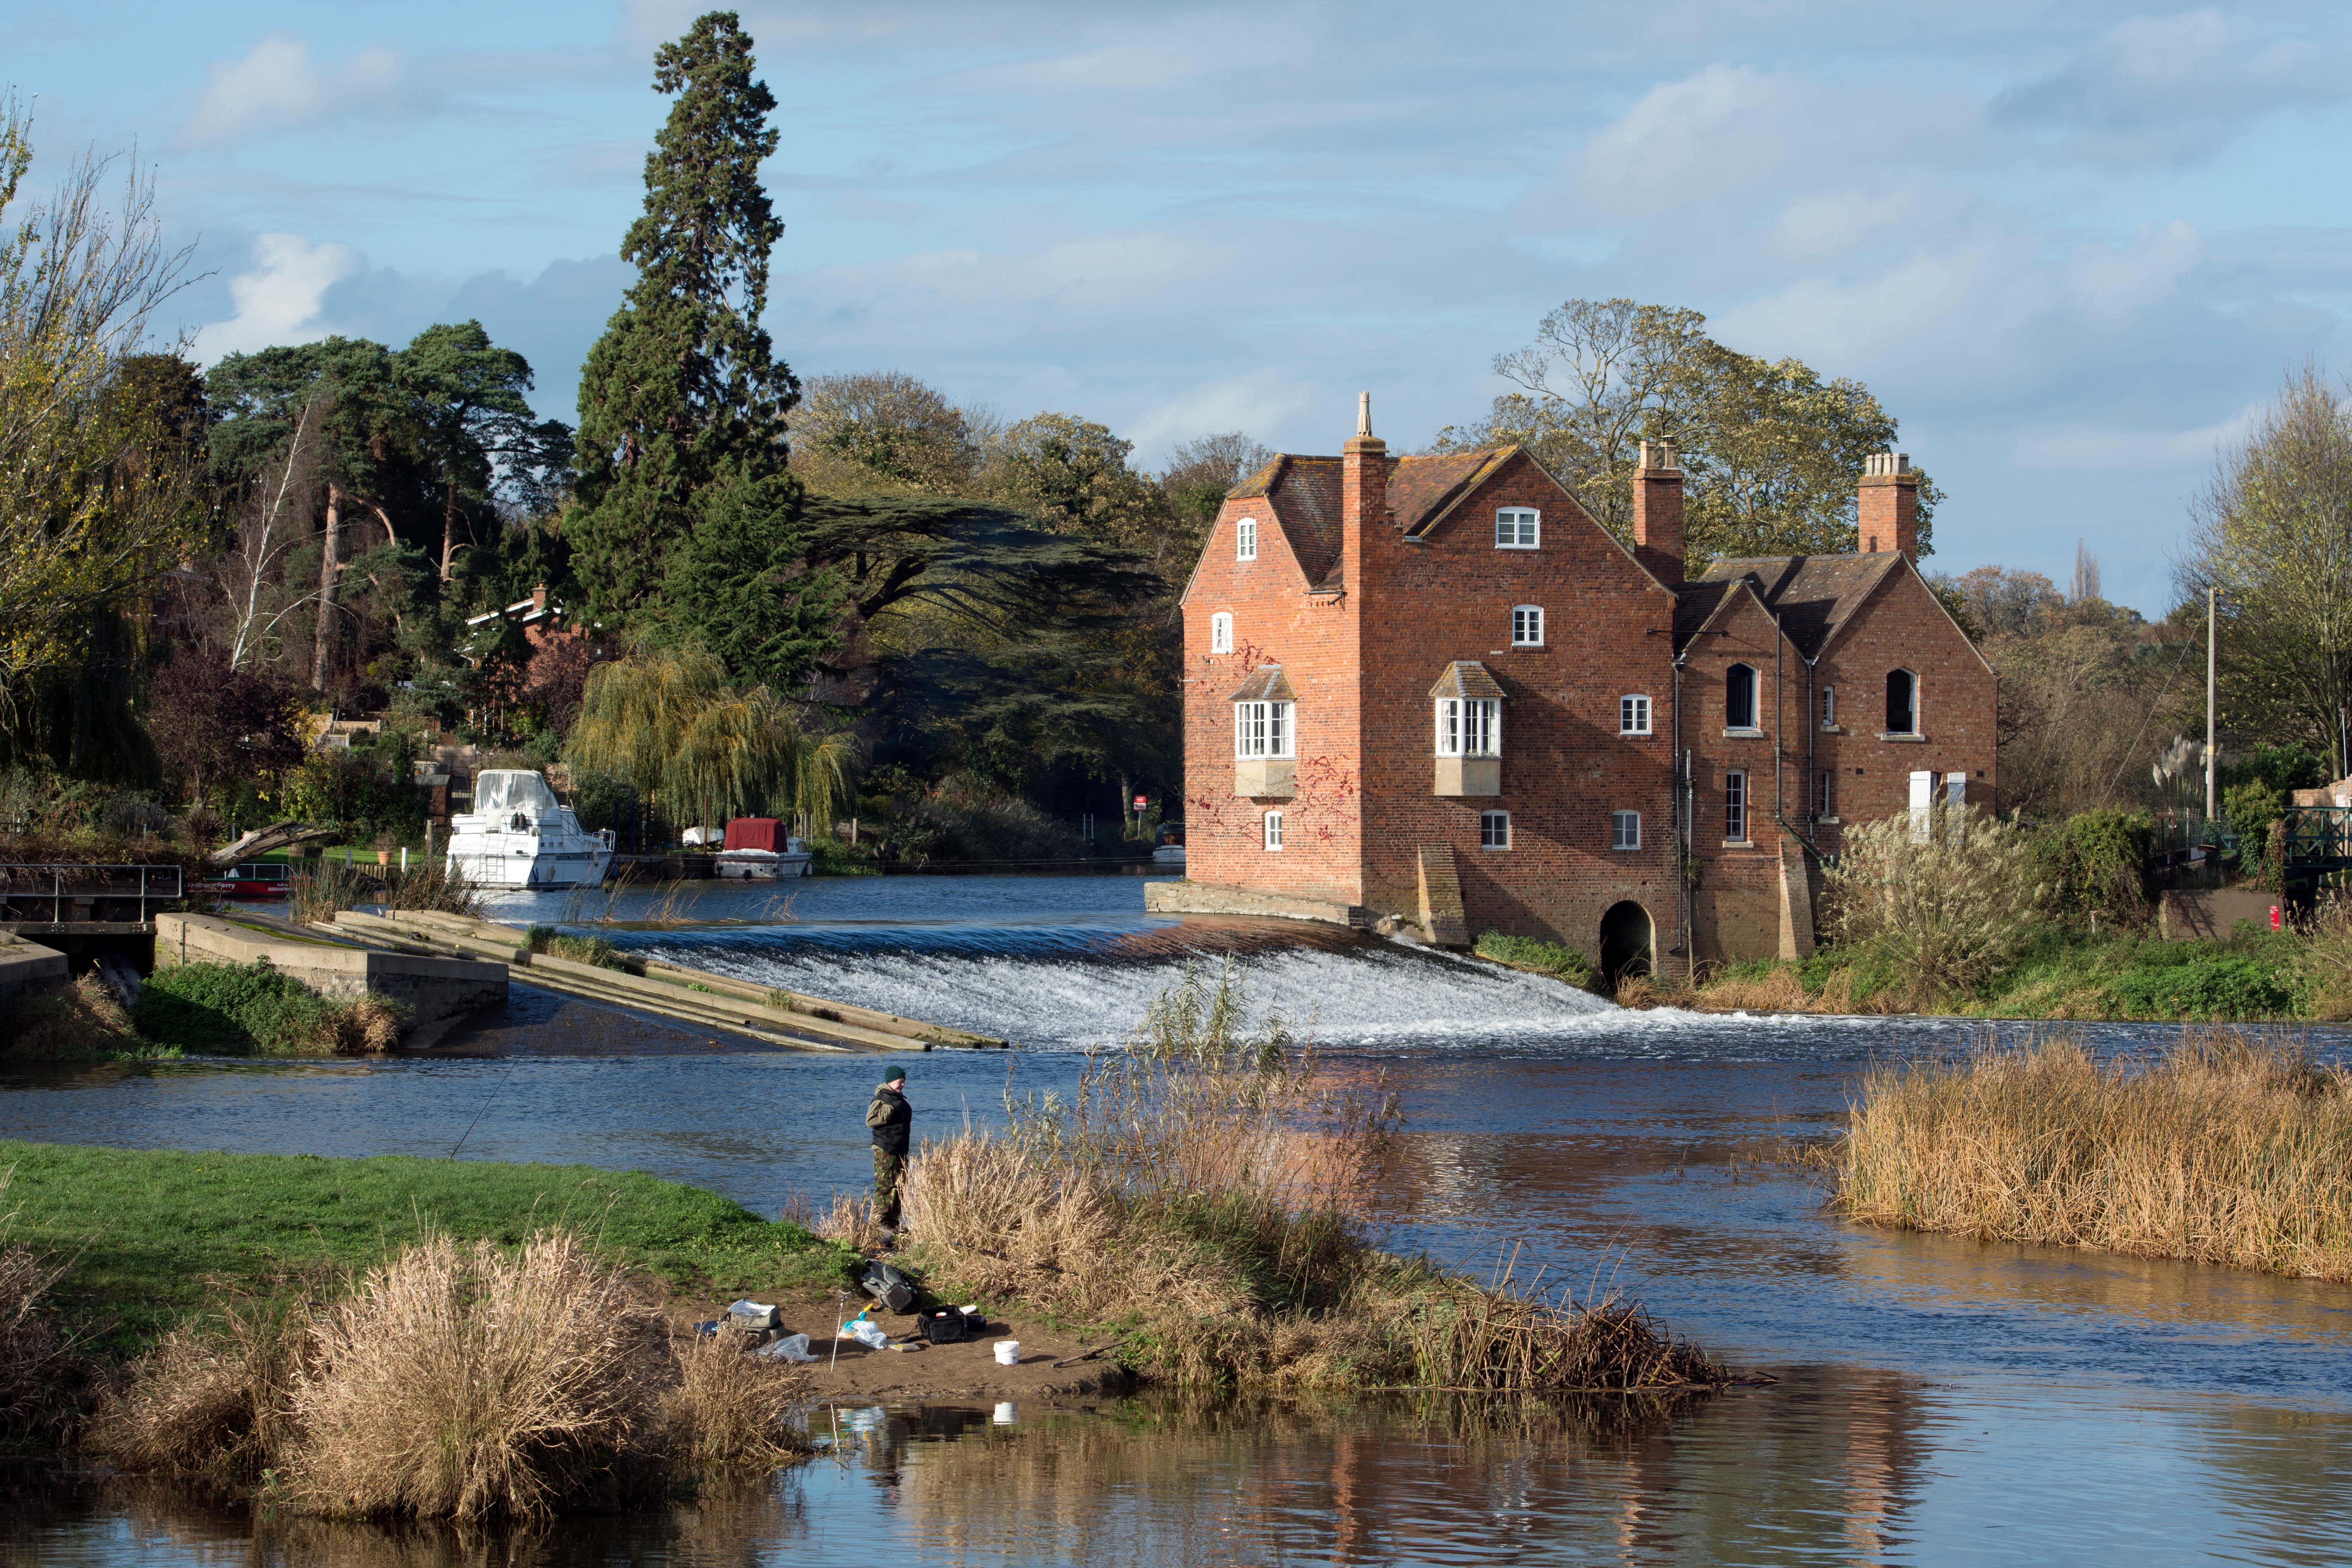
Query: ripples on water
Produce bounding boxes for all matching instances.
[6,874,2350,1565]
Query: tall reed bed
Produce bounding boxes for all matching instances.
[899,964,1715,1393]
[1834,1028,2352,1278]
[89,1227,809,1519]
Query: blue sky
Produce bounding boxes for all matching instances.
[12,0,2352,614]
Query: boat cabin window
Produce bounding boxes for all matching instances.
[475,771,559,815]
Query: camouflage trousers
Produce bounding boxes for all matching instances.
[872,1147,906,1229]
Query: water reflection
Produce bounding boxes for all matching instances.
[13,1373,2352,1566]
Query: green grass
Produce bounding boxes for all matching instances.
[807,838,881,877]
[1472,931,1600,990]
[0,1141,859,1354]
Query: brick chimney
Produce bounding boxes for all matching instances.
[1630,438,1684,584]
[1859,452,1918,561]
[1341,391,1387,593]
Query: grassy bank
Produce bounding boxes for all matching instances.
[0,1141,855,1351]
[1829,1029,2352,1280]
[894,966,1718,1397]
[1681,925,2315,1022]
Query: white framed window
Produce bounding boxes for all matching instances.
[1821,685,1836,727]
[1726,664,1758,730]
[1511,605,1544,646]
[1494,507,1540,549]
[1612,810,1641,850]
[1263,810,1283,850]
[1886,669,1917,734]
[1725,769,1748,843]
[1619,694,1652,736]
[1209,612,1233,655]
[1234,700,1294,759]
[1435,698,1501,757]
[1236,517,1258,561]
[1815,769,1835,820]
[1480,810,1510,850]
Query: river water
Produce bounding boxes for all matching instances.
[5,874,2350,1566]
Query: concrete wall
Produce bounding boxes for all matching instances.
[2159,888,2282,943]
[153,914,505,1035]
[0,936,70,1033]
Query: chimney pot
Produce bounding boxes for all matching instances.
[1631,439,1685,583]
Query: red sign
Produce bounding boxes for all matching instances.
[1133,795,1147,811]
[2271,904,2283,931]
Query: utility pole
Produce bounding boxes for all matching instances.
[2206,586,2217,822]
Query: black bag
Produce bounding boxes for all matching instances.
[921,1309,968,1344]
[860,1259,916,1315]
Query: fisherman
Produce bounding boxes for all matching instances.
[865,1066,913,1236]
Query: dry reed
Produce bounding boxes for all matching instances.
[2,971,140,1057]
[899,963,1716,1396]
[662,1330,812,1470]
[0,1171,77,1441]
[283,1230,668,1520]
[87,1299,307,1485]
[1834,1027,2352,1278]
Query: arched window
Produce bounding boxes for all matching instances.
[1725,664,1758,730]
[1886,669,1917,735]
[1209,612,1233,654]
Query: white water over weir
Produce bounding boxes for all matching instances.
[640,935,1619,1051]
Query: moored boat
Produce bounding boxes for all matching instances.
[715,817,813,879]
[446,770,615,890]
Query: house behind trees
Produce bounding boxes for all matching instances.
[1148,397,1995,979]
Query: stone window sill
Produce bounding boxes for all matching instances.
[1879,732,1925,742]
[1722,727,1764,739]
[1820,724,1844,734]
[1819,817,1842,826]
[1722,839,1754,850]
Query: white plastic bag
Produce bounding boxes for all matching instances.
[758,1332,816,1363]
[850,1319,889,1350]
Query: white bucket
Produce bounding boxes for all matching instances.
[993,1340,1020,1366]
[993,1401,1017,1425]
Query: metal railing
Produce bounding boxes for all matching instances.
[2283,807,2352,871]
[0,864,184,925]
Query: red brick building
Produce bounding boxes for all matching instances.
[1147,397,1994,979]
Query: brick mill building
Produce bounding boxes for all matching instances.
[1145,397,1995,980]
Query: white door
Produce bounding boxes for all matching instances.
[1909,770,1933,842]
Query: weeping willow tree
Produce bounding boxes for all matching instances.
[568,647,854,831]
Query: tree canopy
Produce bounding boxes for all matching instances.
[1436,297,1938,567]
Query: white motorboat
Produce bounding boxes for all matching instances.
[446,770,615,890]
[714,817,813,878]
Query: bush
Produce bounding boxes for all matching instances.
[2041,808,2153,926]
[2,972,147,1059]
[2110,955,2299,1020]
[1826,801,2046,1001]
[1473,931,1599,991]
[2224,779,2286,876]
[134,961,403,1055]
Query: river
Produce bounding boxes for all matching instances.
[5,873,2348,1566]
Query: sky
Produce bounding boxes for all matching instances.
[10,0,2352,616]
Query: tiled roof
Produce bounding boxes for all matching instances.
[1671,579,1733,643]
[1427,661,1507,701]
[1687,553,1903,656]
[1229,448,1520,590]
[1227,664,1297,703]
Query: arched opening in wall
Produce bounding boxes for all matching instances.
[1726,664,1757,729]
[1599,901,1654,987]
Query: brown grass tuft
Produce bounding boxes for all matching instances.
[3,972,140,1058]
[87,1299,307,1484]
[1834,1026,2352,1278]
[0,1175,77,1442]
[662,1331,812,1470]
[283,1229,667,1520]
[783,1189,892,1254]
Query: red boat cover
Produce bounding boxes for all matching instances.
[723,817,784,852]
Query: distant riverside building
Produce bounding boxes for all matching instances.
[1144,396,1995,980]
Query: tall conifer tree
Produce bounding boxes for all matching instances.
[569,11,802,627]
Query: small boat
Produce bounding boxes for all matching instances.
[193,861,295,901]
[716,817,813,879]
[1152,822,1186,868]
[446,770,615,890]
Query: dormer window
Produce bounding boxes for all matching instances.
[1495,508,1540,549]
[1209,612,1233,654]
[1430,661,1505,797]
[1236,517,1257,561]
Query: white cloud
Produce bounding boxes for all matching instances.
[1769,188,1919,262]
[1579,65,1806,216]
[184,32,404,147]
[1124,370,1320,461]
[2013,401,2264,468]
[191,234,362,362]
[2065,220,2205,325]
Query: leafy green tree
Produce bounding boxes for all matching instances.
[395,321,569,581]
[657,468,843,690]
[988,413,1181,564]
[570,10,798,623]
[793,371,984,495]
[1436,297,1938,568]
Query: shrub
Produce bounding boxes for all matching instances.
[86,1299,306,1486]
[0,1173,75,1445]
[285,1230,667,1521]
[2040,808,2153,926]
[134,961,403,1055]
[2224,779,2286,876]
[2110,955,2299,1020]
[1826,801,2046,1001]
[1473,932,1599,991]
